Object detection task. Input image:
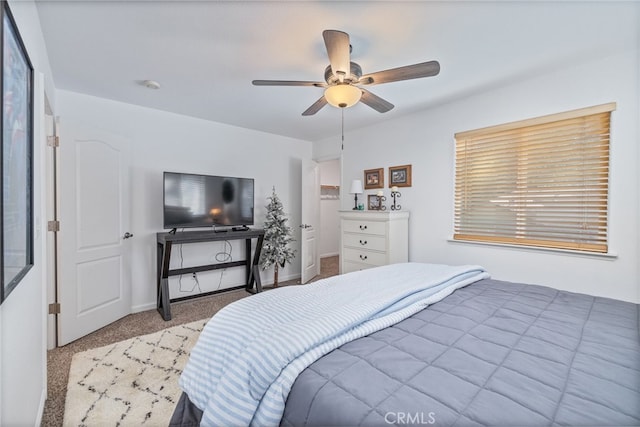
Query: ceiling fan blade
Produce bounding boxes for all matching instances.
[360,88,394,113]
[302,96,328,116]
[360,60,440,85]
[252,80,326,87]
[323,30,351,79]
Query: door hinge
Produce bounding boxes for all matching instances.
[48,303,60,315]
[47,135,59,147]
[48,220,60,232]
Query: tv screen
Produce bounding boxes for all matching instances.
[163,172,254,229]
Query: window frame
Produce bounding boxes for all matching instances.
[453,103,616,254]
[1,1,35,304]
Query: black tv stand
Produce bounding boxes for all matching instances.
[168,228,177,234]
[156,228,265,321]
[232,226,250,232]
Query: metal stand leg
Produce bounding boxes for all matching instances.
[252,265,263,293]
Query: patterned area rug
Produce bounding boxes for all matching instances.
[63,319,207,426]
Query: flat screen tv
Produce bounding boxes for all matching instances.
[163,172,254,229]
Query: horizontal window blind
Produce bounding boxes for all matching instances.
[454,103,615,253]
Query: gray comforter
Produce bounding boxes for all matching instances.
[171,278,640,426]
[280,278,640,426]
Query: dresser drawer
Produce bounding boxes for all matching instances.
[342,233,386,251]
[342,247,387,266]
[342,261,376,274]
[342,219,386,236]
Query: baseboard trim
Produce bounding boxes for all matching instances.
[320,253,339,259]
[260,272,300,287]
[130,272,302,313]
[36,387,46,426]
[131,302,156,314]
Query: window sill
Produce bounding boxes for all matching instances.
[447,238,618,259]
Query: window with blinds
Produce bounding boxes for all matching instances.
[454,103,615,253]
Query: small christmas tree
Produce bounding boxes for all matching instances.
[260,187,296,287]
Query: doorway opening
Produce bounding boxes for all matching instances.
[318,158,341,273]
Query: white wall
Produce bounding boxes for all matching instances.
[57,91,312,312]
[0,1,56,425]
[319,159,340,258]
[318,47,640,303]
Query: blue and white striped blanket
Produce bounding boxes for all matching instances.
[179,262,489,426]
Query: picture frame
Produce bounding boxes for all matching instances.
[364,168,384,189]
[368,194,382,210]
[1,1,34,304]
[389,164,412,187]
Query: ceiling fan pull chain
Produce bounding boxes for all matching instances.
[341,108,345,151]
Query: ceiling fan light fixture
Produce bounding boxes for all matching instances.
[324,84,362,109]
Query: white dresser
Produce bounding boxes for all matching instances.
[340,210,409,274]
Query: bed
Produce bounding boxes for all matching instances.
[171,263,640,426]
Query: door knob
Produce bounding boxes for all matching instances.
[123,232,134,239]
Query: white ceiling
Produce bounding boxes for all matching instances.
[35,1,638,142]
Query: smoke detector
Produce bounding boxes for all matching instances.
[142,80,161,90]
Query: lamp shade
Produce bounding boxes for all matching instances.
[324,84,362,109]
[349,179,363,194]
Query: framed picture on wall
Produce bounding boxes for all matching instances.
[364,168,384,189]
[389,164,412,187]
[1,1,34,304]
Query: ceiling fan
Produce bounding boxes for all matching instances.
[252,29,440,116]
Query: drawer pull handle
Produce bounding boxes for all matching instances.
[359,240,367,245]
[359,255,368,260]
[359,225,368,230]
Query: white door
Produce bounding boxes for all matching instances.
[58,120,132,345]
[301,160,320,283]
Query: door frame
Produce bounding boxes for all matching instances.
[44,98,58,350]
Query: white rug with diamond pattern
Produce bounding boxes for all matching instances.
[63,319,207,427]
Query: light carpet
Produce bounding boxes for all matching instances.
[63,319,206,426]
